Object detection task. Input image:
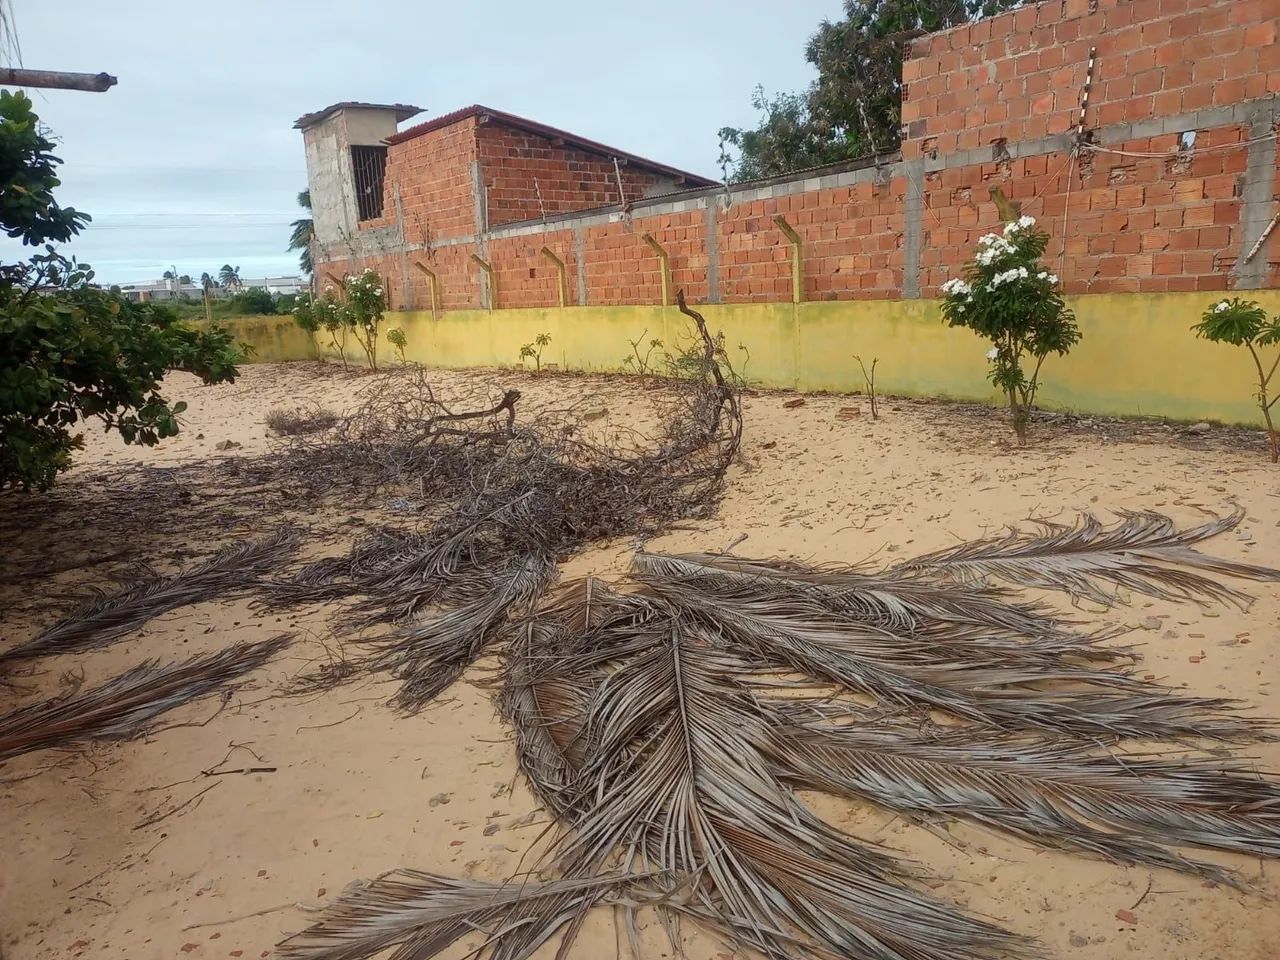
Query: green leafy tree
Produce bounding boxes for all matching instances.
[218,263,242,289]
[1193,298,1280,462]
[0,90,247,490]
[227,287,277,316]
[288,189,314,275]
[720,0,1024,180]
[940,216,1080,444]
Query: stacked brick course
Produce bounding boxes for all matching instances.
[312,0,1278,309]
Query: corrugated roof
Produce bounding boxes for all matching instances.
[384,104,717,186]
[294,101,424,130]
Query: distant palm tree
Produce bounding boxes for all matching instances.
[288,189,314,274]
[162,269,176,281]
[178,274,192,285]
[200,271,215,290]
[218,264,242,289]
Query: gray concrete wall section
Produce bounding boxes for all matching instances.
[1233,100,1279,290]
[704,197,720,303]
[470,160,491,308]
[304,118,356,246]
[901,159,924,299]
[574,224,588,305]
[394,184,411,308]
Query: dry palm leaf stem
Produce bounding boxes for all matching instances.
[282,509,1280,960]
[1,526,301,664]
[0,634,291,762]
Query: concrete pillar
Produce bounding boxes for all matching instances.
[902,159,925,299]
[1233,102,1279,290]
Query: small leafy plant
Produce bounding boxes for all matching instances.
[1192,297,1280,462]
[940,216,1081,444]
[622,329,664,379]
[519,332,552,373]
[854,354,879,419]
[386,327,408,364]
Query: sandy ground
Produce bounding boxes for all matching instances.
[1,362,1278,960]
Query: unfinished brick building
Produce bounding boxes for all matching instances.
[297,0,1278,312]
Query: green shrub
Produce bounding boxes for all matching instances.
[0,91,246,489]
[1193,297,1280,462]
[940,216,1080,443]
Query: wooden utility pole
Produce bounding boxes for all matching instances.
[0,69,116,92]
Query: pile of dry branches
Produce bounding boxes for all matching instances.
[261,293,743,710]
[0,294,742,751]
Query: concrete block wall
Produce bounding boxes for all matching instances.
[312,0,1278,310]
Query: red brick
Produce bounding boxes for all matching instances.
[1244,21,1277,48]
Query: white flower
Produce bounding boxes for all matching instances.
[988,266,1030,288]
[1003,215,1037,237]
[941,278,972,297]
[986,347,999,361]
[1214,300,1231,313]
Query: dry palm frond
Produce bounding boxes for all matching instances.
[636,549,1078,640]
[0,634,290,762]
[900,509,1280,608]
[771,721,1280,887]
[637,565,1256,741]
[275,870,642,960]
[281,508,1280,960]
[371,552,555,714]
[4,527,300,663]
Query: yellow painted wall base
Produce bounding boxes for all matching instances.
[202,315,319,363]
[220,292,1280,427]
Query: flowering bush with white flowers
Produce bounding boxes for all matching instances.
[288,269,390,371]
[1192,297,1280,462]
[940,216,1080,443]
[345,268,388,370]
[292,290,354,370]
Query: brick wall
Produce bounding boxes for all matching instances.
[314,0,1278,310]
[475,124,665,228]
[901,0,1276,159]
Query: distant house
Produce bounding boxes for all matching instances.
[117,275,307,302]
[242,276,308,295]
[117,280,203,302]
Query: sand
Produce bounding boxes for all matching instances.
[1,362,1277,960]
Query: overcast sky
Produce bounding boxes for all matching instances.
[8,0,839,285]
